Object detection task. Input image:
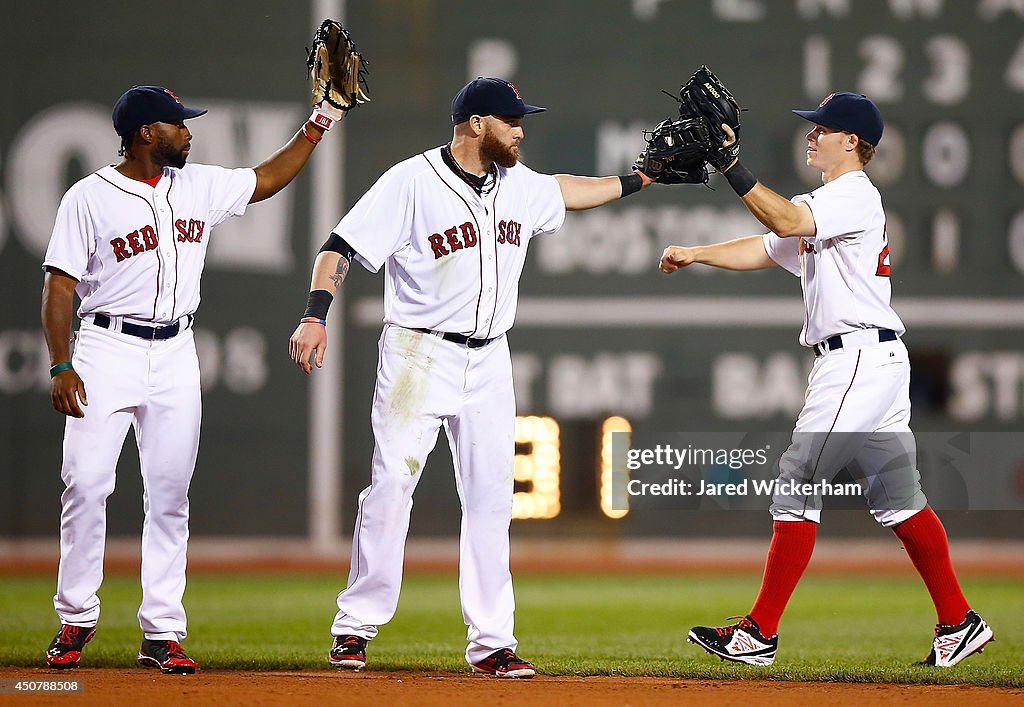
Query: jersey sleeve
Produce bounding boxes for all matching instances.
[333,164,414,273]
[42,186,94,280]
[792,178,877,244]
[521,167,566,236]
[200,165,258,228]
[762,232,800,276]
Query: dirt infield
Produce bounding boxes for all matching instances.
[2,668,1023,706]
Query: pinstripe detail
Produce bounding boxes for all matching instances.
[484,176,503,339]
[166,172,179,318]
[801,350,862,516]
[421,152,484,337]
[96,172,162,322]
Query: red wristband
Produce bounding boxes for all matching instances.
[302,124,322,145]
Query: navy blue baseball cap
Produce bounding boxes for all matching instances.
[451,77,546,123]
[112,85,207,137]
[792,91,883,146]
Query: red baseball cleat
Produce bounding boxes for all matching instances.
[137,639,198,674]
[45,624,97,670]
[471,648,536,678]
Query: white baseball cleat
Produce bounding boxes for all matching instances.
[922,610,993,667]
[688,615,778,666]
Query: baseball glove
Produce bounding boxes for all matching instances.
[307,19,370,111]
[678,65,741,171]
[633,117,711,185]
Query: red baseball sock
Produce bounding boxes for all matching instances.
[892,506,970,626]
[748,520,817,637]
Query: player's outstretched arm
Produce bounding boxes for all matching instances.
[554,173,652,211]
[660,235,775,273]
[716,125,815,238]
[289,246,352,374]
[42,268,88,417]
[250,117,337,204]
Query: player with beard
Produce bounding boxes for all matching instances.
[289,77,654,677]
[42,84,343,673]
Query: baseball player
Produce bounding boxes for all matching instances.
[660,92,992,667]
[289,77,655,677]
[41,85,347,672]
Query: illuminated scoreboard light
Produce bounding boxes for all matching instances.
[600,416,632,519]
[512,416,560,519]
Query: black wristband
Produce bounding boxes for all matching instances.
[723,161,758,197]
[303,289,334,321]
[619,173,644,198]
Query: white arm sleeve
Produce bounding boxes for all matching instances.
[202,166,258,228]
[762,232,801,276]
[523,168,567,236]
[334,164,414,272]
[43,188,94,280]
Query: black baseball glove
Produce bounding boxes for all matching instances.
[678,65,741,171]
[307,19,370,111]
[633,117,711,185]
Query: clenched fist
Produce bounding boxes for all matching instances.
[660,246,698,273]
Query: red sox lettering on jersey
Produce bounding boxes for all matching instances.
[109,219,207,262]
[428,219,522,259]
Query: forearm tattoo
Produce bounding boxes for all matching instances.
[329,255,351,291]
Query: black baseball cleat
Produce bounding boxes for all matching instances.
[329,634,368,669]
[921,609,994,667]
[688,615,778,666]
[471,648,536,678]
[137,639,198,674]
[45,624,97,670]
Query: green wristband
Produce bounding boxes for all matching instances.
[50,362,74,378]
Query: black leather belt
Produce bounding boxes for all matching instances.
[414,328,498,349]
[93,313,184,340]
[815,328,897,356]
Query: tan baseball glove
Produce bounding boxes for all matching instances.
[307,19,370,111]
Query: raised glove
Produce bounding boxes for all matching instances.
[307,19,369,125]
[633,117,711,185]
[679,65,741,171]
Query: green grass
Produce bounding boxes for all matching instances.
[2,572,1021,686]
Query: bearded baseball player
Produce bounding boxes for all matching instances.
[288,77,656,677]
[40,81,351,672]
[660,91,993,667]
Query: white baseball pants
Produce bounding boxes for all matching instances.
[771,333,928,526]
[332,325,518,665]
[53,321,200,641]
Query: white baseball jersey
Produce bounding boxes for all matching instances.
[761,170,905,346]
[44,163,257,324]
[335,146,566,339]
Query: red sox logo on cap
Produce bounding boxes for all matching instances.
[164,88,182,103]
[506,81,523,99]
[818,92,836,107]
